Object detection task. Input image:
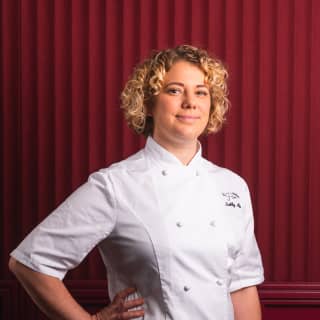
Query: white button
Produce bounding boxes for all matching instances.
[233,250,240,259]
[209,220,216,227]
[216,280,223,286]
[176,222,183,227]
[183,286,190,292]
[196,170,200,176]
[161,170,168,176]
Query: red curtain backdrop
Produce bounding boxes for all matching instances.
[1,0,320,318]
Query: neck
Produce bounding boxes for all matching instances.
[152,136,199,165]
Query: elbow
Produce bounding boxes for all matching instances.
[8,257,20,276]
[8,257,28,282]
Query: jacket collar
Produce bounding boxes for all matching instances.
[144,136,202,168]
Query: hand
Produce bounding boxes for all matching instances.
[92,287,145,320]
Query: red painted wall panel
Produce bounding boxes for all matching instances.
[1,0,320,318]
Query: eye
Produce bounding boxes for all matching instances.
[196,89,209,96]
[166,87,182,95]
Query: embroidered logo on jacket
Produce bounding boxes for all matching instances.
[222,192,241,208]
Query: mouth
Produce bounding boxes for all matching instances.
[176,115,200,120]
[176,115,200,122]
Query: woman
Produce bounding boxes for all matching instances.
[9,45,264,320]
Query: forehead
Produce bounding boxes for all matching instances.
[163,60,205,84]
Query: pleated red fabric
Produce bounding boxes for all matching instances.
[1,0,320,284]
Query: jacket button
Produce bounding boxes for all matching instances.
[196,170,200,176]
[183,286,190,292]
[216,280,223,286]
[161,170,168,176]
[209,220,216,227]
[176,222,183,227]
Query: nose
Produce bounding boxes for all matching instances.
[182,95,196,109]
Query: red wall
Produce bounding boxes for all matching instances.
[1,0,320,318]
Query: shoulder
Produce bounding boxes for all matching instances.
[91,148,148,181]
[202,158,247,185]
[85,149,147,205]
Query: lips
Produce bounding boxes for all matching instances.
[176,115,200,120]
[176,115,200,124]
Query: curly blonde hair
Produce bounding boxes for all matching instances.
[120,44,229,136]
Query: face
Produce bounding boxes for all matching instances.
[151,60,211,148]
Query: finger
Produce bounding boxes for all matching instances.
[115,287,137,300]
[118,309,145,320]
[123,298,144,310]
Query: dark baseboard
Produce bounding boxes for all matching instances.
[1,280,320,319]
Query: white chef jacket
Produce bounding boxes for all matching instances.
[11,136,264,320]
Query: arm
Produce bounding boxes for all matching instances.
[231,286,262,320]
[9,257,144,320]
[9,257,93,320]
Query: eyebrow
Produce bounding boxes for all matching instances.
[164,82,208,89]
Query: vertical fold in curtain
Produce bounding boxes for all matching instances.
[307,0,320,280]
[1,0,21,278]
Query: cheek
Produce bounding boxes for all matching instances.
[154,97,173,113]
[201,105,211,127]
[201,102,211,118]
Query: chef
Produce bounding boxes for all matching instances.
[9,44,264,320]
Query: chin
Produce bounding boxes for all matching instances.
[175,132,200,143]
